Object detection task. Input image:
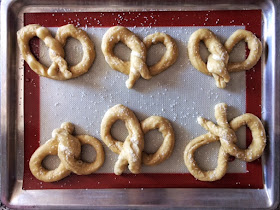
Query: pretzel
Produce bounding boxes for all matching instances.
[188,28,262,88]
[100,104,175,175]
[184,103,266,181]
[29,122,104,182]
[17,24,95,80]
[100,104,144,175]
[101,26,178,88]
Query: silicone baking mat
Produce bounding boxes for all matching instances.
[23,10,262,189]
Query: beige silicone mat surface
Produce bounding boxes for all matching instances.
[39,25,247,173]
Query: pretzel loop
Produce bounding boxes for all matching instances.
[188,28,230,88]
[141,116,175,166]
[226,113,266,161]
[143,32,178,76]
[225,29,262,72]
[184,103,266,181]
[29,138,71,182]
[184,133,229,181]
[188,28,262,88]
[55,24,96,78]
[29,122,105,182]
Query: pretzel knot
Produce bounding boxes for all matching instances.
[184,103,266,182]
[17,24,95,80]
[188,28,262,88]
[101,26,178,89]
[29,122,104,182]
[101,104,175,175]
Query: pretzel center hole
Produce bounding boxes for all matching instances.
[232,125,247,149]
[42,155,60,170]
[146,43,166,66]
[114,43,131,61]
[111,120,128,142]
[199,42,210,63]
[81,144,96,163]
[38,39,52,67]
[64,37,84,66]
[194,141,220,171]
[144,129,163,153]
[228,41,246,63]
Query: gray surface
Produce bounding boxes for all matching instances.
[0,0,280,209]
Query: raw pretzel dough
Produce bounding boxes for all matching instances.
[17,24,95,80]
[184,103,266,181]
[101,26,178,88]
[29,122,104,182]
[188,28,262,88]
[100,104,175,175]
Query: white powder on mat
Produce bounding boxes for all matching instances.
[38,26,247,173]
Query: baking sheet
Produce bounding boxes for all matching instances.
[3,0,279,208]
[22,10,263,190]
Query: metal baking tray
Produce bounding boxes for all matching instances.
[1,0,279,208]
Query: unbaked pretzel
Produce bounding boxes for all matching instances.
[188,28,262,88]
[184,103,266,181]
[100,104,144,175]
[100,104,175,175]
[17,24,95,80]
[29,122,104,182]
[101,26,178,88]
